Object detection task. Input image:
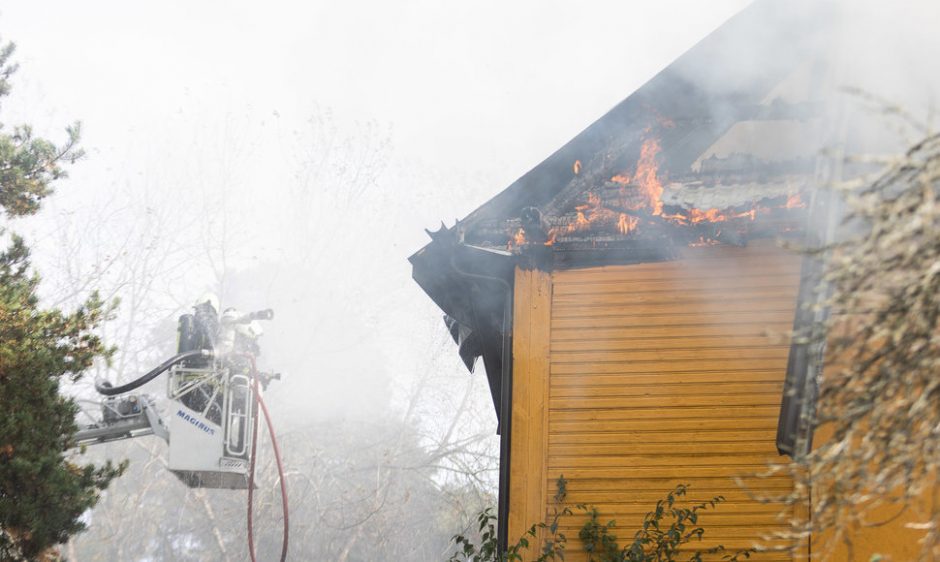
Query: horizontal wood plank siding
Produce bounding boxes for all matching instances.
[507,268,553,548]
[544,240,806,561]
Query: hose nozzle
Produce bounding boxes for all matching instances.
[249,309,274,321]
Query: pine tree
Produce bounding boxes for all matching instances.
[0,38,124,560]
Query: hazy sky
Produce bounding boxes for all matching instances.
[0,0,755,427]
[1,0,751,225]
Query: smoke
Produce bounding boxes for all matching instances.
[682,0,939,160]
[0,0,937,559]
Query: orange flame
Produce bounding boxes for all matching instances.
[632,138,663,216]
[733,208,757,221]
[511,130,808,248]
[618,213,638,235]
[510,228,526,248]
[575,210,588,227]
[689,208,726,224]
[785,193,805,209]
[570,192,600,232]
[660,206,760,226]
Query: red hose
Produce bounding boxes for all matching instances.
[247,371,260,562]
[246,357,289,562]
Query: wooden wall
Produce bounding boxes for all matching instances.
[508,267,553,545]
[812,422,934,561]
[509,240,806,561]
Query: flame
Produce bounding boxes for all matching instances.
[545,191,623,241]
[689,208,726,224]
[659,205,761,226]
[785,193,805,209]
[569,193,600,232]
[657,211,684,221]
[632,137,664,216]
[617,213,638,235]
[575,210,588,227]
[508,227,526,249]
[509,129,808,248]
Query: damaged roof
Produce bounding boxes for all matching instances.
[409,0,839,427]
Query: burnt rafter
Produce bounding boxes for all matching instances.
[424,221,454,243]
[540,146,624,218]
[519,207,549,245]
[489,185,810,257]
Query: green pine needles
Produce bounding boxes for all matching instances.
[0,37,124,560]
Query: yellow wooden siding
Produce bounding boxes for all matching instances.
[509,240,807,561]
[810,422,934,561]
[508,267,553,546]
[807,321,936,560]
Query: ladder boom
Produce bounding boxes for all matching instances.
[74,394,168,447]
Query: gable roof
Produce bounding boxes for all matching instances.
[410,0,838,425]
[458,0,835,231]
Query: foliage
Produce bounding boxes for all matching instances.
[0,38,124,559]
[0,44,83,219]
[578,506,620,561]
[449,476,571,562]
[448,480,752,562]
[782,129,940,555]
[577,484,751,562]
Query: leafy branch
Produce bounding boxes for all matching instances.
[448,479,753,562]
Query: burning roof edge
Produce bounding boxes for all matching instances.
[456,0,837,229]
[410,0,838,418]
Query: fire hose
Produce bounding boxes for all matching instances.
[246,355,290,562]
[94,349,211,396]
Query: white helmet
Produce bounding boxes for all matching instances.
[194,292,220,314]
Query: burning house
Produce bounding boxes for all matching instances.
[411,1,927,559]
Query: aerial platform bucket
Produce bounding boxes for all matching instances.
[166,363,256,489]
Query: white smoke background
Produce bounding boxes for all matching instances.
[0,0,937,559]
